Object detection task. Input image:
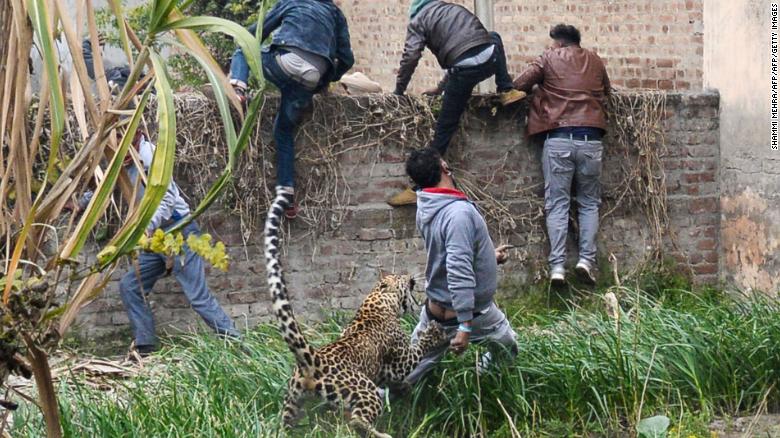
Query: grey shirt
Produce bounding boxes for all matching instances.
[131,138,191,232]
[416,189,498,322]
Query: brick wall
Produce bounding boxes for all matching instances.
[71,91,720,345]
[335,0,703,94]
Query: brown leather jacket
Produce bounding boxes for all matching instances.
[513,45,611,136]
[395,1,493,94]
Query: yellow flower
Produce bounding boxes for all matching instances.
[96,245,118,264]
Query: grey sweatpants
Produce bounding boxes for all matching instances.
[542,137,604,268]
[404,302,518,385]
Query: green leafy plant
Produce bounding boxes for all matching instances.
[637,415,671,438]
[10,287,780,437]
[97,0,276,88]
[1,0,274,435]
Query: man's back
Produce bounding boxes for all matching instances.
[263,0,353,81]
[407,1,492,69]
[416,189,497,321]
[515,46,610,136]
[513,24,608,286]
[273,0,340,44]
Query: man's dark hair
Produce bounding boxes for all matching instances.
[549,24,581,45]
[405,147,443,189]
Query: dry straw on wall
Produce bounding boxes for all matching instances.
[44,90,670,270]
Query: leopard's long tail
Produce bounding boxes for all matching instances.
[264,189,317,373]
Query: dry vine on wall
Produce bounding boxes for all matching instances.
[172,93,436,239]
[603,91,670,265]
[46,90,670,275]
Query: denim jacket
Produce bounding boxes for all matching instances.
[250,0,354,82]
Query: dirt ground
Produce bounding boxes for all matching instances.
[710,414,780,437]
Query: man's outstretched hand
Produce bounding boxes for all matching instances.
[449,330,470,355]
[495,244,513,265]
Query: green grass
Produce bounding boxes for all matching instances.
[11,281,780,437]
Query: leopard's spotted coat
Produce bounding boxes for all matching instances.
[263,189,447,438]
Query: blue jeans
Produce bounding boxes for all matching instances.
[542,137,604,268]
[230,48,314,188]
[118,222,239,347]
[431,32,514,155]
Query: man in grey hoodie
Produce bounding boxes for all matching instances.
[403,147,518,384]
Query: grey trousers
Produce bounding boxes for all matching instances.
[404,302,518,385]
[542,137,604,268]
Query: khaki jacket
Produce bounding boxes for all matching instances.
[513,45,611,136]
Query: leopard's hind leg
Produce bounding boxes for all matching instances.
[317,369,391,438]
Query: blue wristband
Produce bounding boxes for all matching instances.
[458,323,472,333]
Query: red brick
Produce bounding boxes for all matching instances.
[684,172,716,183]
[688,252,703,264]
[641,79,658,88]
[688,198,718,214]
[693,264,718,275]
[696,239,717,250]
[626,78,642,88]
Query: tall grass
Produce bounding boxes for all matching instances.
[12,288,780,437]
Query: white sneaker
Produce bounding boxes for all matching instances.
[550,265,566,286]
[477,351,493,375]
[575,260,596,285]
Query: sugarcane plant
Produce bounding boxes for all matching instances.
[0,0,270,435]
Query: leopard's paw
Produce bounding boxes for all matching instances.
[419,321,449,349]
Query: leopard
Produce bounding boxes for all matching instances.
[263,188,448,438]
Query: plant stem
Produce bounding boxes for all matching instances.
[23,334,61,438]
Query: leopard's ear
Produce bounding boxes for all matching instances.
[378,269,393,280]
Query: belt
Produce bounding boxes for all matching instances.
[546,132,603,142]
[449,58,494,74]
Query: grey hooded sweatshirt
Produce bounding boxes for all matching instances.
[416,189,498,322]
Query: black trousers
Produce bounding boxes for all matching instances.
[430,31,515,155]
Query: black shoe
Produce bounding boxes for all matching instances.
[135,344,157,355]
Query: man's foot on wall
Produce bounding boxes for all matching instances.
[284,203,298,220]
[574,260,597,285]
[550,265,566,287]
[275,185,298,219]
[499,89,527,106]
[387,187,417,207]
[230,82,249,111]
